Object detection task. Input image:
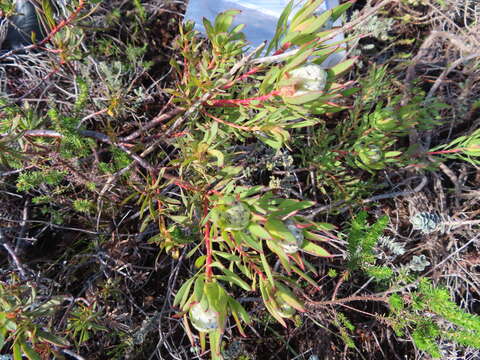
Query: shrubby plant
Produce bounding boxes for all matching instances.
[1,0,479,359]
[0,277,69,360]
[126,1,358,357]
[344,211,480,358]
[388,279,480,358]
[132,1,480,357]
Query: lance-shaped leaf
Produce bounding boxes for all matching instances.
[301,240,332,257]
[283,91,324,105]
[260,250,275,287]
[214,10,241,33]
[267,0,294,54]
[276,283,305,313]
[265,217,297,244]
[37,330,70,347]
[218,267,251,291]
[173,276,195,308]
[194,276,205,303]
[329,58,357,78]
[260,279,287,327]
[290,0,326,30]
[21,342,41,360]
[228,297,251,324]
[248,223,271,240]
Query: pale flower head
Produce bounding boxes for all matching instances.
[288,64,328,96]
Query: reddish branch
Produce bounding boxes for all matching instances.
[206,90,282,107]
[273,41,292,55]
[427,148,465,155]
[0,0,85,62]
[222,67,261,90]
[37,0,85,47]
[162,172,199,192]
[201,110,260,131]
[307,295,389,307]
[203,198,213,280]
[121,107,184,142]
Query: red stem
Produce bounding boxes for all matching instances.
[207,90,281,107]
[427,148,464,155]
[201,110,259,131]
[38,0,85,47]
[204,198,213,280]
[223,67,261,90]
[273,42,292,55]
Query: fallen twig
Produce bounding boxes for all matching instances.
[1,235,28,279]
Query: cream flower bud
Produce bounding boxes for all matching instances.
[189,303,221,332]
[288,64,327,96]
[278,219,305,254]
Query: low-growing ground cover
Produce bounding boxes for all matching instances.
[0,0,479,359]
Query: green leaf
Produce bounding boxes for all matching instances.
[266,0,294,54]
[291,265,320,289]
[0,331,5,351]
[271,199,314,217]
[203,18,215,39]
[293,10,332,34]
[236,262,252,280]
[195,255,206,269]
[260,66,282,93]
[186,243,203,258]
[235,231,262,251]
[283,46,314,73]
[304,231,332,242]
[276,283,305,312]
[214,10,241,33]
[208,149,224,167]
[34,295,68,315]
[283,32,318,46]
[301,240,332,257]
[329,58,356,78]
[266,240,291,273]
[237,185,264,199]
[248,223,271,240]
[265,302,286,324]
[283,91,324,105]
[330,1,354,21]
[194,276,205,303]
[21,342,42,360]
[230,23,245,34]
[385,151,402,158]
[173,277,195,308]
[258,133,283,149]
[214,251,241,261]
[42,0,56,29]
[265,217,297,244]
[219,268,251,291]
[260,251,275,287]
[290,0,325,30]
[37,329,70,347]
[260,283,287,327]
[228,297,251,324]
[209,329,223,358]
[13,342,22,360]
[205,282,225,314]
